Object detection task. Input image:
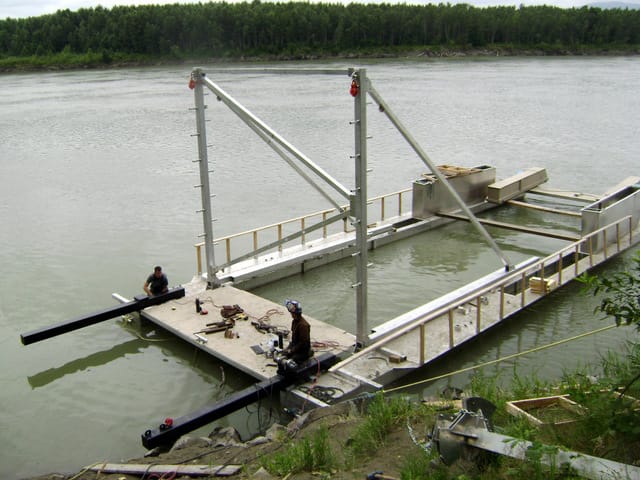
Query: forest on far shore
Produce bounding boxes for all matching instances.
[1,1,639,69]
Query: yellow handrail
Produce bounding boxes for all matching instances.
[332,215,634,372]
[194,188,412,274]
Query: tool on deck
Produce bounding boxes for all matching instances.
[194,318,235,335]
[195,298,208,315]
[251,318,289,337]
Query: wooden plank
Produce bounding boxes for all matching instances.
[88,463,241,476]
[507,199,582,217]
[529,187,599,202]
[487,167,548,204]
[437,212,580,241]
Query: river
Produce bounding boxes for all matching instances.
[1,57,639,478]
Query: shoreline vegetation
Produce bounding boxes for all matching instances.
[1,44,640,73]
[1,1,639,73]
[31,338,640,480]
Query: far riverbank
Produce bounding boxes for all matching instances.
[2,44,639,73]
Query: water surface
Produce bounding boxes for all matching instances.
[1,57,639,478]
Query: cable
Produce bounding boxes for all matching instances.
[299,385,345,403]
[311,340,350,352]
[120,324,170,342]
[299,357,322,413]
[382,324,617,395]
[148,472,177,480]
[67,462,107,480]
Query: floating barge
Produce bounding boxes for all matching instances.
[22,67,640,448]
[135,68,640,446]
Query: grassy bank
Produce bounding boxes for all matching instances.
[33,337,640,480]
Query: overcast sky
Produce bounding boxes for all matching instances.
[0,0,606,20]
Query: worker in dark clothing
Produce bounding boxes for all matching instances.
[144,266,168,296]
[282,299,312,365]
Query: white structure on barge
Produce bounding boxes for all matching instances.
[137,67,640,440]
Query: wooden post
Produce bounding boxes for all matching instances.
[195,244,202,275]
[557,252,563,285]
[322,212,328,238]
[448,310,454,349]
[419,323,425,365]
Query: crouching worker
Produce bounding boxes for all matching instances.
[144,266,168,297]
[279,299,313,373]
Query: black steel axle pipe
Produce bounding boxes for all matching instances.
[20,287,185,345]
[141,352,338,449]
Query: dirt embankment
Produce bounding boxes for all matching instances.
[28,400,436,480]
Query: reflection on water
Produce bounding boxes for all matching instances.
[28,338,147,389]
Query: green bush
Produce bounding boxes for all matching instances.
[263,426,335,476]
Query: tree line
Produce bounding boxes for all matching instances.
[1,1,639,61]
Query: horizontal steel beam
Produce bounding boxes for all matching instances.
[437,212,580,241]
[141,352,338,449]
[20,287,185,346]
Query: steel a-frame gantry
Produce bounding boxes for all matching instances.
[190,67,511,349]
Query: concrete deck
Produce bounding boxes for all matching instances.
[140,281,355,382]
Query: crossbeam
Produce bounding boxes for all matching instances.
[20,287,185,345]
[437,212,580,241]
[141,352,337,448]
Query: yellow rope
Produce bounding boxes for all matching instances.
[382,324,618,395]
[119,322,170,342]
[67,461,106,480]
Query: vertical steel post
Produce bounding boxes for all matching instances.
[192,68,218,288]
[352,69,369,348]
